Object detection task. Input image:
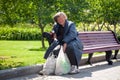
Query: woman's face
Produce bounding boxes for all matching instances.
[57,15,66,27]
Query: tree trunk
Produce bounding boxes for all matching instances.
[104,23,111,31]
[82,23,86,31]
[40,26,45,48]
[38,16,45,48]
[38,21,45,48]
[97,22,105,31]
[99,22,105,31]
[91,23,96,31]
[114,24,116,34]
[97,23,100,31]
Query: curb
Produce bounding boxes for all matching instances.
[0,64,43,80]
[80,53,120,65]
[0,54,120,80]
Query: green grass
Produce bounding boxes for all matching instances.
[0,40,49,70]
[0,40,105,70]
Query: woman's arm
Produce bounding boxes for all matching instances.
[63,43,67,53]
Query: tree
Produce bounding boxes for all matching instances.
[30,0,55,48]
[87,0,120,32]
[0,0,18,26]
[100,0,120,32]
[54,0,90,23]
[30,0,89,48]
[0,0,33,26]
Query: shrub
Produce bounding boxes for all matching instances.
[0,27,41,40]
[117,36,120,41]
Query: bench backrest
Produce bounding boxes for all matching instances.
[78,31,119,48]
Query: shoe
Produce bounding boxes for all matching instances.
[108,61,113,65]
[69,65,79,74]
[38,70,43,75]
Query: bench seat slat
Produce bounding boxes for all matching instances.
[84,44,120,49]
[82,41,117,46]
[79,31,112,34]
[84,43,118,48]
[79,34,113,37]
[81,40,117,43]
[80,36,115,40]
[83,44,120,53]
[78,31,120,54]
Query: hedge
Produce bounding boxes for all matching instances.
[0,27,120,41]
[0,27,41,40]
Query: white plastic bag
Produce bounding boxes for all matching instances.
[55,46,71,75]
[42,52,56,75]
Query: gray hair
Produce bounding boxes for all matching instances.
[53,12,67,22]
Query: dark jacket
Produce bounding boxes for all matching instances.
[44,20,83,66]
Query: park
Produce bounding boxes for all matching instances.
[0,0,120,80]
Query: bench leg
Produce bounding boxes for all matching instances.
[105,51,113,65]
[87,53,93,65]
[113,50,119,59]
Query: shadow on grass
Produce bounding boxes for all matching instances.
[29,47,47,51]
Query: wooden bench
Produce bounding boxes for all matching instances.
[43,31,120,65]
[78,31,120,65]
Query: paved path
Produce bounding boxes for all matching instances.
[8,60,120,80]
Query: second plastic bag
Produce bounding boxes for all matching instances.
[55,46,71,75]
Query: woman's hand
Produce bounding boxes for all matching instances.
[63,43,67,53]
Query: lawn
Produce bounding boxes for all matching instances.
[0,40,49,70]
[0,40,105,70]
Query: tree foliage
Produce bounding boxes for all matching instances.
[0,0,33,26]
[87,0,120,31]
[0,0,120,47]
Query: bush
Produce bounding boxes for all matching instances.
[117,36,120,41]
[0,27,41,40]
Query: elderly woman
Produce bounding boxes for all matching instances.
[44,12,83,74]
